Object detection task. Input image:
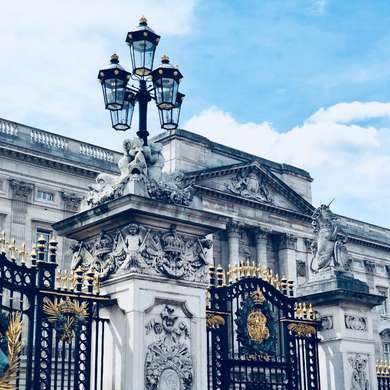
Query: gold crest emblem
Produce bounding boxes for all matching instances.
[247,309,270,342]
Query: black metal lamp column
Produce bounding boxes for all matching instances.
[97,16,184,146]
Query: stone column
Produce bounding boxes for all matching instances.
[8,179,34,244]
[227,220,241,266]
[253,227,268,267]
[300,274,383,390]
[278,233,297,281]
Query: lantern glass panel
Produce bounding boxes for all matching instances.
[102,78,126,110]
[155,78,179,109]
[132,39,156,76]
[109,93,135,131]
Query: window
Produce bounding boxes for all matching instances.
[37,190,55,202]
[378,288,388,316]
[377,264,386,274]
[35,228,52,261]
[384,343,390,362]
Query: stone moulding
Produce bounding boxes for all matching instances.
[71,222,212,283]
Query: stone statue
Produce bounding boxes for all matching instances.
[310,204,351,273]
[348,354,369,390]
[84,138,193,209]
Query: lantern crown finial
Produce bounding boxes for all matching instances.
[110,53,119,64]
[139,15,147,25]
[161,54,170,64]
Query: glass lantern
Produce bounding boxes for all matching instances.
[98,54,130,110]
[151,55,183,110]
[125,16,160,77]
[110,89,136,131]
[158,92,184,130]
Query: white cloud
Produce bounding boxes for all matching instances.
[184,102,390,226]
[0,0,196,147]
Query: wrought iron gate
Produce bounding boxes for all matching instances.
[0,233,109,390]
[207,264,320,390]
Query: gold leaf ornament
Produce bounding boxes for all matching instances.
[0,313,23,390]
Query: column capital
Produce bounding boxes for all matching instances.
[61,191,82,212]
[279,233,297,250]
[253,227,270,241]
[8,179,34,201]
[226,220,241,238]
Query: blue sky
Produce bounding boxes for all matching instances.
[1,0,390,226]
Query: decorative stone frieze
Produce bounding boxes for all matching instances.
[71,223,212,283]
[60,192,82,212]
[225,167,272,203]
[348,353,369,390]
[145,303,193,390]
[8,179,33,201]
[279,233,297,250]
[344,315,368,332]
[320,316,333,331]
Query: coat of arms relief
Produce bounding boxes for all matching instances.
[71,223,212,283]
[225,168,273,203]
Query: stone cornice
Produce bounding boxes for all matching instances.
[0,145,106,178]
[195,185,313,223]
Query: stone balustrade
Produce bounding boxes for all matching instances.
[0,119,18,136]
[79,143,115,162]
[31,129,68,150]
[0,117,121,172]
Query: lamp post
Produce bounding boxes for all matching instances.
[98,16,184,146]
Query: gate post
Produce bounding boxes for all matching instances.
[53,195,227,390]
[299,271,383,390]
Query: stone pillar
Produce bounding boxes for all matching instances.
[300,272,383,390]
[53,195,227,390]
[227,220,241,266]
[8,179,33,244]
[278,233,297,281]
[253,227,268,267]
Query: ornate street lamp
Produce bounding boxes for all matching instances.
[158,92,184,130]
[98,16,184,145]
[98,54,130,110]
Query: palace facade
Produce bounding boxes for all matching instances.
[1,116,390,362]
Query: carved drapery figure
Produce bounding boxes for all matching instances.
[310,204,351,273]
[226,168,272,203]
[348,354,369,390]
[70,223,211,283]
[85,138,193,208]
[145,305,192,390]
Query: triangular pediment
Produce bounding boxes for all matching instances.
[185,161,314,215]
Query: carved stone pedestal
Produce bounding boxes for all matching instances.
[54,194,227,390]
[299,272,383,390]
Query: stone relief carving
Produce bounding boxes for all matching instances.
[225,168,272,203]
[296,260,307,277]
[8,179,33,201]
[145,304,192,390]
[71,223,212,283]
[60,192,82,212]
[348,353,369,390]
[345,315,368,332]
[320,316,333,331]
[84,138,194,209]
[310,204,352,273]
